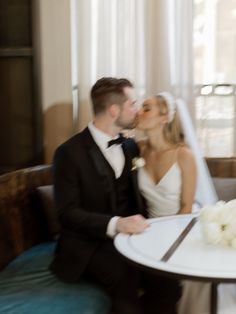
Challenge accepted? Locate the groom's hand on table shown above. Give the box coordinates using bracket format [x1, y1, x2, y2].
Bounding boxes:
[116, 215, 149, 234]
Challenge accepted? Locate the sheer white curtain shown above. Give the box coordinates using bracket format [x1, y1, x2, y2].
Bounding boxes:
[72, 0, 194, 127]
[73, 0, 146, 130]
[145, 0, 194, 117]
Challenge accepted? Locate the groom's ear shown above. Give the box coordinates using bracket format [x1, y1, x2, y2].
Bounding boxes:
[108, 103, 120, 118]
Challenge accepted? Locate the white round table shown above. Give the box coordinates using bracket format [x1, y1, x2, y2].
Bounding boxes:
[114, 214, 236, 314]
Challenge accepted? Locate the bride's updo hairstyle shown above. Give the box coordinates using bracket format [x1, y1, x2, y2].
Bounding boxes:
[156, 92, 185, 145]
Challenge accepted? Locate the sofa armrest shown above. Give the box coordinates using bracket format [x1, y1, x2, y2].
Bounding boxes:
[0, 165, 53, 270]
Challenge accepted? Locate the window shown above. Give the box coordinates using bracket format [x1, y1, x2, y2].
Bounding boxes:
[194, 0, 236, 157]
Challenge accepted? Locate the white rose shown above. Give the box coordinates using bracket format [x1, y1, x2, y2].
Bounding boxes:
[201, 222, 222, 244]
[220, 210, 234, 225]
[226, 199, 236, 208]
[230, 238, 236, 249]
[200, 199, 236, 249]
[200, 205, 224, 223]
[221, 225, 235, 242]
[225, 220, 236, 237]
[219, 236, 228, 246]
[220, 203, 236, 225]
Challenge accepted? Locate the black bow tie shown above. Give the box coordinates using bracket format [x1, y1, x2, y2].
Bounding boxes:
[107, 134, 125, 148]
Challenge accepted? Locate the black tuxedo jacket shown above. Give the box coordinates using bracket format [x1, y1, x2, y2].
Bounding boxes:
[50, 127, 146, 282]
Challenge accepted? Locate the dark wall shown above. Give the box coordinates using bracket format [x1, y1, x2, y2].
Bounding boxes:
[0, 0, 43, 174]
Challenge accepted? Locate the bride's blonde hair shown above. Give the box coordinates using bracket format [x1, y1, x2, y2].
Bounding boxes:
[156, 95, 185, 145]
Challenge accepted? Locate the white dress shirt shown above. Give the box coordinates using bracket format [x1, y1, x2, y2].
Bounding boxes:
[88, 122, 125, 178]
[88, 122, 124, 237]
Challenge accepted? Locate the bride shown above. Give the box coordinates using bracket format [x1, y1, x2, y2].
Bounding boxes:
[136, 92, 218, 215]
[135, 92, 224, 314]
[136, 92, 197, 216]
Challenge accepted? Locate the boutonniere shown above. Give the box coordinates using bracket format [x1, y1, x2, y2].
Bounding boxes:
[131, 157, 146, 171]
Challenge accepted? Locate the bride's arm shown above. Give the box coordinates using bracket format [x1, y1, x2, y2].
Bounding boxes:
[178, 147, 197, 214]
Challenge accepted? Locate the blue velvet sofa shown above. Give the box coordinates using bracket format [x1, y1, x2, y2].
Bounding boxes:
[0, 165, 111, 314]
[0, 159, 235, 314]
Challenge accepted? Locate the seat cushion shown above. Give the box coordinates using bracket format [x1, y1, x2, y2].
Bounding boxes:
[0, 242, 111, 314]
[212, 177, 236, 202]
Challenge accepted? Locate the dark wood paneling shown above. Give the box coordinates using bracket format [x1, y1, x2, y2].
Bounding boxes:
[0, 0, 43, 174]
[0, 0, 31, 47]
[0, 58, 35, 172]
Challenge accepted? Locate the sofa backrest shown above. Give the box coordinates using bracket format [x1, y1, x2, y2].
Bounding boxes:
[0, 165, 53, 270]
[0, 159, 235, 271]
[206, 157, 236, 177]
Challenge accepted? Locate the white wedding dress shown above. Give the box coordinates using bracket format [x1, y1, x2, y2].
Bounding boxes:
[138, 163, 182, 217]
[138, 164, 236, 314]
[137, 97, 235, 314]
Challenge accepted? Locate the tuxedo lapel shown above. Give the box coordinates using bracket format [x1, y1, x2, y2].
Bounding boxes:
[88, 145, 112, 178]
[81, 128, 117, 212]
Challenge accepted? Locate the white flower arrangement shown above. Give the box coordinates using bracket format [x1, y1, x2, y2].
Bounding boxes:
[131, 157, 146, 171]
[199, 199, 236, 249]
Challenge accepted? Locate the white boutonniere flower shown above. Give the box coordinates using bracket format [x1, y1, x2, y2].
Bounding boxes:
[131, 157, 146, 171]
[200, 199, 236, 248]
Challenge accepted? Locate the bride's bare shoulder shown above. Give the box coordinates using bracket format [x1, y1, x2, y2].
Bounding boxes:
[177, 145, 196, 167]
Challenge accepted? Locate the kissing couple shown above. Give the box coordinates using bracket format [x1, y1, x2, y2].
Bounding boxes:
[50, 77, 217, 314]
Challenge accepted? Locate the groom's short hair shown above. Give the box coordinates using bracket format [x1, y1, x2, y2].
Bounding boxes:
[90, 77, 133, 115]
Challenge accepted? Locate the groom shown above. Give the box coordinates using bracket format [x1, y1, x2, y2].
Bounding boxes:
[50, 77, 181, 314]
[50, 77, 149, 314]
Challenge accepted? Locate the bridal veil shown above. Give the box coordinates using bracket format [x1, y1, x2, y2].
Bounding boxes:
[176, 98, 218, 207]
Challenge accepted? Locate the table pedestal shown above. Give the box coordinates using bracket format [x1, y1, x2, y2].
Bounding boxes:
[210, 283, 218, 314]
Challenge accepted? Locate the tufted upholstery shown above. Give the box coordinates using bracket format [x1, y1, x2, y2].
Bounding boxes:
[0, 165, 53, 270]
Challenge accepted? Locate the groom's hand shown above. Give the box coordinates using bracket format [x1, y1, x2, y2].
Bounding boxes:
[116, 214, 149, 234]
